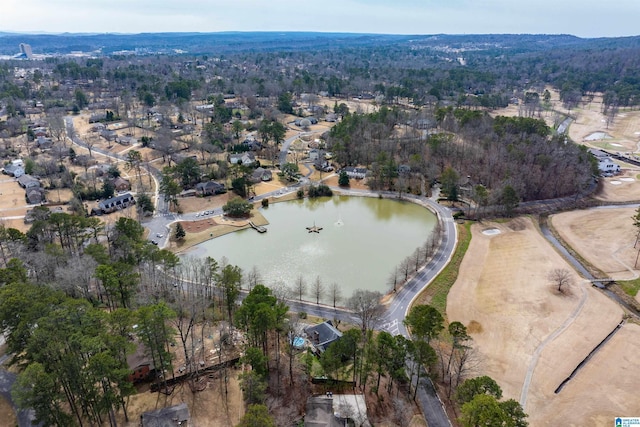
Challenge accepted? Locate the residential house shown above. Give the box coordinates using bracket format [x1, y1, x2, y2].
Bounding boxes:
[295, 117, 319, 127]
[26, 188, 45, 204]
[140, 403, 190, 427]
[94, 193, 135, 215]
[305, 321, 342, 354]
[342, 166, 368, 180]
[305, 395, 370, 427]
[314, 158, 333, 172]
[116, 135, 137, 145]
[398, 164, 411, 175]
[3, 163, 25, 177]
[32, 127, 48, 138]
[407, 118, 436, 130]
[73, 154, 98, 168]
[17, 174, 40, 189]
[308, 149, 320, 161]
[589, 148, 621, 175]
[89, 122, 106, 132]
[36, 136, 53, 149]
[89, 113, 107, 123]
[195, 181, 225, 196]
[324, 113, 338, 122]
[91, 164, 112, 177]
[228, 152, 255, 166]
[250, 167, 272, 183]
[111, 177, 131, 192]
[100, 129, 117, 141]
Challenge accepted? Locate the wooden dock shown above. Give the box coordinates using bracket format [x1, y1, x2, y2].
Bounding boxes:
[249, 221, 267, 233]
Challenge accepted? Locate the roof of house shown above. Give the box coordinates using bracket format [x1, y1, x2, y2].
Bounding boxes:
[305, 321, 342, 352]
[343, 166, 368, 175]
[17, 174, 39, 187]
[4, 163, 23, 174]
[229, 152, 255, 164]
[588, 148, 609, 158]
[112, 177, 130, 188]
[141, 403, 190, 427]
[99, 192, 134, 208]
[305, 396, 341, 427]
[251, 167, 272, 181]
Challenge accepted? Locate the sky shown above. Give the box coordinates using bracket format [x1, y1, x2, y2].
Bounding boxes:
[1, 0, 639, 38]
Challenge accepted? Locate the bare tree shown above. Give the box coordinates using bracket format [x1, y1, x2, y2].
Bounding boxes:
[312, 275, 324, 305]
[346, 289, 384, 333]
[294, 275, 307, 301]
[547, 268, 573, 293]
[245, 265, 262, 291]
[48, 111, 67, 143]
[329, 282, 342, 308]
[387, 267, 400, 292]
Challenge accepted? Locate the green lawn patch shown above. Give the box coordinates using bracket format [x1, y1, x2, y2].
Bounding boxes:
[619, 278, 640, 297]
[413, 221, 472, 316]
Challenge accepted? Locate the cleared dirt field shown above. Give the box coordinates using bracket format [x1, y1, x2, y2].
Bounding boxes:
[446, 218, 636, 426]
[551, 208, 639, 281]
[115, 369, 244, 427]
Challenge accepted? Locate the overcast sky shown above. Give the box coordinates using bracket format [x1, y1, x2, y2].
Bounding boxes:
[1, 0, 638, 38]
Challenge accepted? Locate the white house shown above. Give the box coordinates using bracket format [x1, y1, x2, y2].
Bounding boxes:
[597, 157, 620, 175]
[589, 149, 620, 175]
[342, 166, 368, 180]
[228, 152, 255, 166]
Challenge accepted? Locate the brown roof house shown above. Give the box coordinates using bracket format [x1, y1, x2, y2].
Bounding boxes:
[195, 181, 225, 196]
[111, 177, 131, 192]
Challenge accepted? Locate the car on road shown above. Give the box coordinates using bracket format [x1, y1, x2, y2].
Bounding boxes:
[151, 240, 158, 245]
[156, 233, 163, 238]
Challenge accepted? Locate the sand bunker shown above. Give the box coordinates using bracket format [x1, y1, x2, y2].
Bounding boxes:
[482, 228, 501, 235]
[584, 131, 612, 141]
[620, 177, 635, 182]
[610, 181, 622, 185]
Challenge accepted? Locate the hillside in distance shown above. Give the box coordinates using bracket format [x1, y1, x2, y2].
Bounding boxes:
[1, 31, 640, 56]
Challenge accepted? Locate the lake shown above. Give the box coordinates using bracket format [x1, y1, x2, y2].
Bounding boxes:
[186, 195, 437, 305]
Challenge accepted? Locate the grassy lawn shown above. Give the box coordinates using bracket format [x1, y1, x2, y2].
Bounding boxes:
[619, 278, 640, 297]
[412, 221, 472, 316]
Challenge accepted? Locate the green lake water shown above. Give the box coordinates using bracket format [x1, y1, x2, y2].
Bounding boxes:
[186, 195, 437, 305]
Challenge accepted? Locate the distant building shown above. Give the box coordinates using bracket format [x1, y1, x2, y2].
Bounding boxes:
[19, 43, 33, 59]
